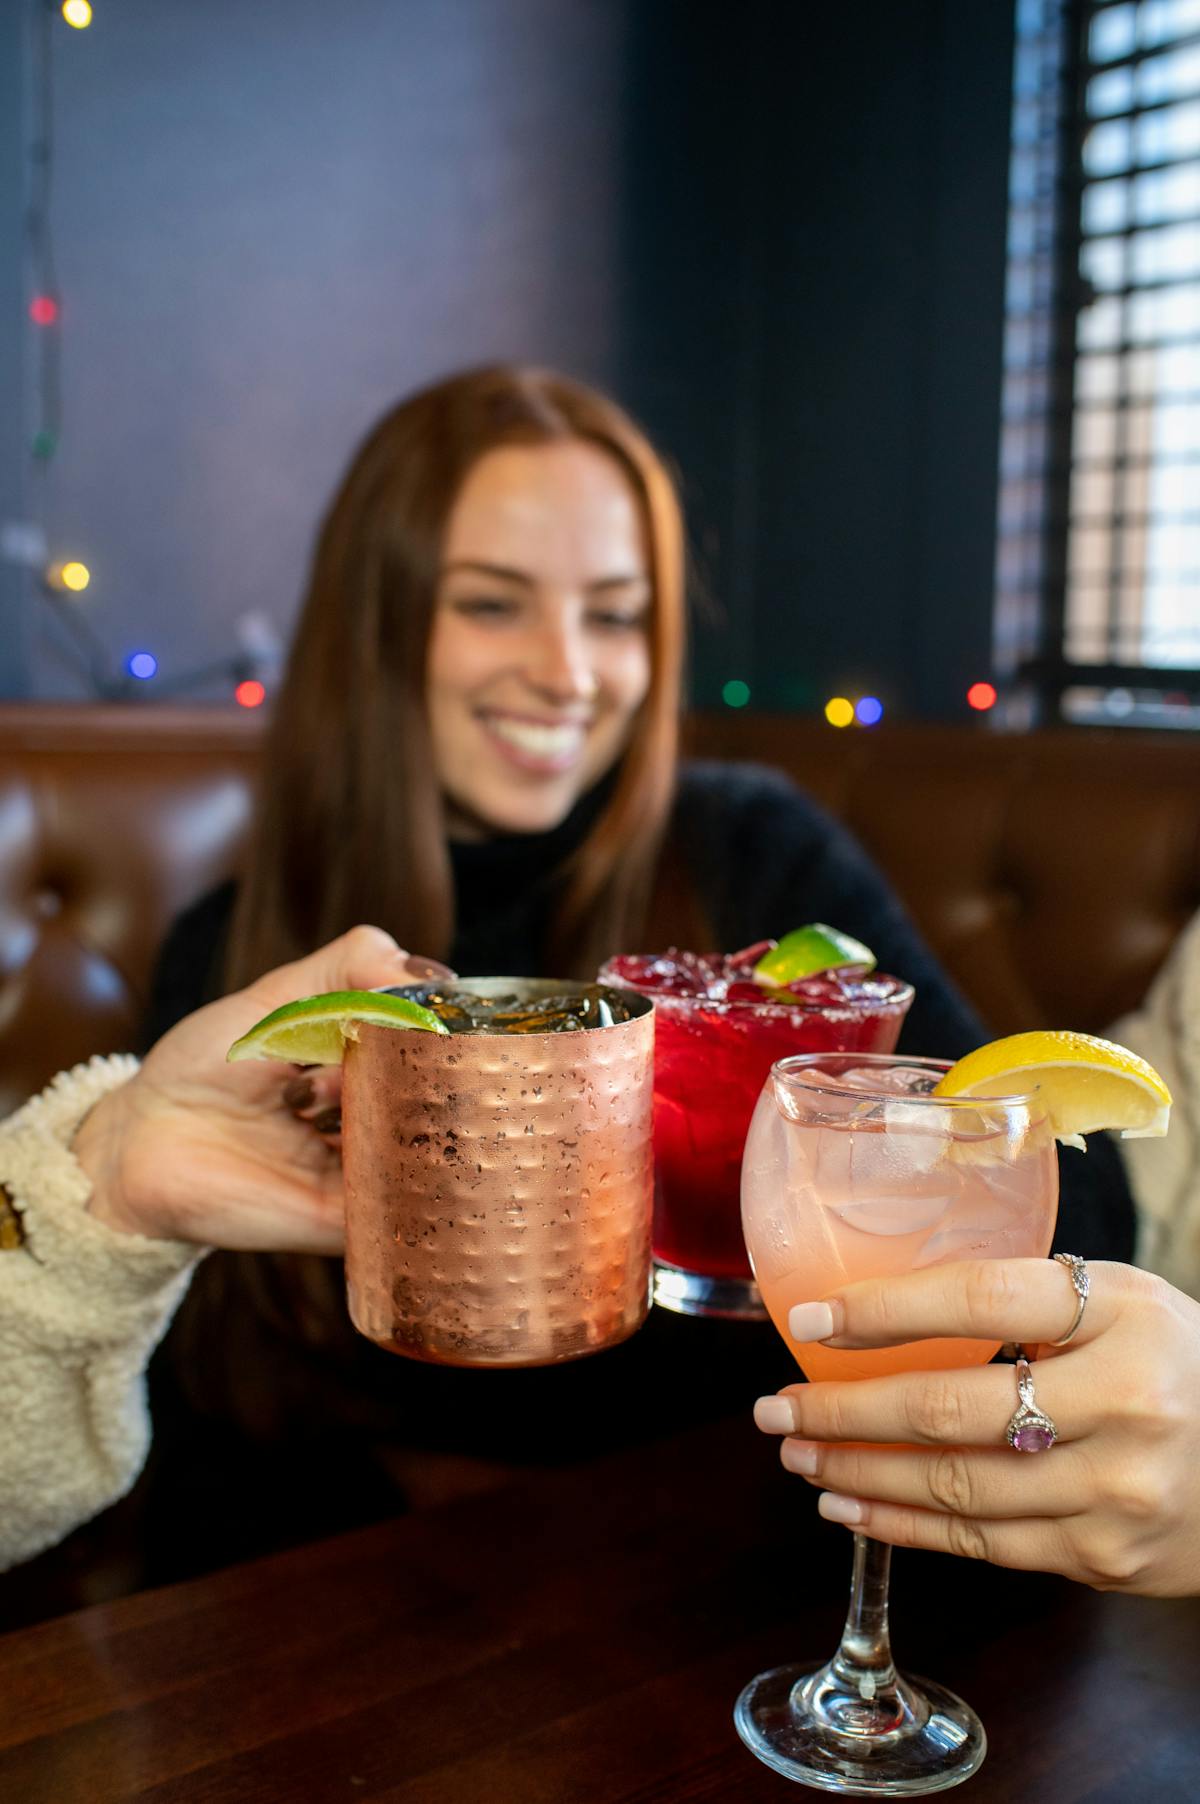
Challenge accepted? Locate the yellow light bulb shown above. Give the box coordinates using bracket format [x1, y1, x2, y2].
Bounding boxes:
[60, 561, 91, 592]
[824, 696, 854, 728]
[62, 0, 93, 27]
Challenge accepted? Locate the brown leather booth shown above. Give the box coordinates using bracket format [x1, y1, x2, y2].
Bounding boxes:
[2, 703, 1199, 1116]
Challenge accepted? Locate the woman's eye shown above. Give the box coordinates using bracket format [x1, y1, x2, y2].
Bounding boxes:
[588, 609, 648, 632]
[454, 596, 519, 620]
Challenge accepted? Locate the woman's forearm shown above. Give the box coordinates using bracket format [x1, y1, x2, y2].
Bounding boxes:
[0, 1058, 202, 1570]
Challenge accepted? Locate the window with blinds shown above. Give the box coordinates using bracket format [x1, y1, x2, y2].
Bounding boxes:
[996, 0, 1200, 728]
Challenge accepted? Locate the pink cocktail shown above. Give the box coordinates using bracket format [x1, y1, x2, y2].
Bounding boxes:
[734, 1052, 1058, 1792]
[598, 950, 913, 1317]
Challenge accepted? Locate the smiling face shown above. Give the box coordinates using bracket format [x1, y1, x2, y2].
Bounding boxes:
[426, 441, 654, 839]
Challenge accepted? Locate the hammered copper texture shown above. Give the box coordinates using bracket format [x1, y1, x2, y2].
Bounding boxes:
[342, 983, 654, 1367]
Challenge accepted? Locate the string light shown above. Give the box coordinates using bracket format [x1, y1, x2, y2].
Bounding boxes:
[967, 681, 997, 712]
[19, 10, 275, 709]
[722, 678, 751, 708]
[44, 559, 91, 592]
[824, 697, 854, 728]
[855, 696, 884, 727]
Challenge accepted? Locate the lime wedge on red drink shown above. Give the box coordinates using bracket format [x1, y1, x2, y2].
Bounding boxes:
[227, 989, 448, 1066]
[753, 924, 877, 988]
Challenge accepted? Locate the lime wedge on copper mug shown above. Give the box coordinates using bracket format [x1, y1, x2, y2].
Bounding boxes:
[753, 924, 877, 987]
[227, 989, 448, 1066]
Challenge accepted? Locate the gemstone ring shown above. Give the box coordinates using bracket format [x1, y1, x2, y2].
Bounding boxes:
[1006, 1353, 1058, 1453]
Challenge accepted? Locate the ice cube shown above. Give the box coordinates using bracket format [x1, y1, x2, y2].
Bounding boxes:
[812, 1118, 956, 1234]
[828, 1191, 953, 1236]
[838, 1064, 938, 1095]
[416, 988, 631, 1034]
[912, 1213, 1024, 1267]
[742, 1093, 809, 1280]
[750, 1200, 808, 1281]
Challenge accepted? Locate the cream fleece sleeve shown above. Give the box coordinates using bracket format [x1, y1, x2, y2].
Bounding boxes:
[1109, 909, 1200, 1302]
[0, 1057, 203, 1571]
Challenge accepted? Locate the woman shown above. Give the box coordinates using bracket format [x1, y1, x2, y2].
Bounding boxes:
[24, 365, 1148, 1594]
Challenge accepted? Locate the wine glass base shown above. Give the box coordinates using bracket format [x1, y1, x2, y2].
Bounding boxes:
[734, 1661, 987, 1796]
[651, 1259, 767, 1320]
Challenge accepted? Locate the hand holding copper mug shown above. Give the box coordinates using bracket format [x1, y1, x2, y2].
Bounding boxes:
[238, 976, 656, 1368]
[283, 955, 459, 1146]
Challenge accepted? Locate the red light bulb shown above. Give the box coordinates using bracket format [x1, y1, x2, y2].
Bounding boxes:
[235, 679, 266, 709]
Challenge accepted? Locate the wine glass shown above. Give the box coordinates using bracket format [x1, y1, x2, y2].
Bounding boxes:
[736, 1053, 1059, 1794]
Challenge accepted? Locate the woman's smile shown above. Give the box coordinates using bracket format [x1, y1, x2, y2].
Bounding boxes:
[475, 708, 593, 774]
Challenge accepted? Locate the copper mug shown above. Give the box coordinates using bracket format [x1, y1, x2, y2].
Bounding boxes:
[342, 979, 655, 1367]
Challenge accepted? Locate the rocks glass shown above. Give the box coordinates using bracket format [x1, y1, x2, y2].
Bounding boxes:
[599, 955, 913, 1320]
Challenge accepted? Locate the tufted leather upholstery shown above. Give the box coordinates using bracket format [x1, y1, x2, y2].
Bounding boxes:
[685, 713, 1200, 1042]
[0, 707, 259, 1116]
[1, 705, 1198, 1117]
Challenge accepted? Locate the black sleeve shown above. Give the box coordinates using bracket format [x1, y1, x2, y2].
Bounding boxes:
[678, 762, 986, 1057]
[676, 762, 1135, 1262]
[139, 881, 238, 1052]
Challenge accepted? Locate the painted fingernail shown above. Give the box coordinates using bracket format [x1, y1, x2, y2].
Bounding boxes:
[753, 1395, 798, 1434]
[780, 1440, 820, 1477]
[788, 1300, 844, 1343]
[818, 1493, 865, 1526]
[283, 1077, 315, 1111]
[404, 957, 457, 982]
[312, 1106, 343, 1135]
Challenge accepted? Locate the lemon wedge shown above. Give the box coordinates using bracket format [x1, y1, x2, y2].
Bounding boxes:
[933, 1030, 1171, 1149]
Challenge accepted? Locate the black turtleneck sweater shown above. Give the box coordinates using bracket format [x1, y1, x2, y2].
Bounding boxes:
[132, 760, 1132, 1580]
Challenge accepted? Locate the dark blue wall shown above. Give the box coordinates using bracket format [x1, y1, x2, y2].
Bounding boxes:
[1, 0, 1016, 718]
[623, 0, 1016, 717]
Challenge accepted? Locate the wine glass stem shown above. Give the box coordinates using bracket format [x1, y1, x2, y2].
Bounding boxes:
[833, 1532, 897, 1692]
[790, 1531, 930, 1740]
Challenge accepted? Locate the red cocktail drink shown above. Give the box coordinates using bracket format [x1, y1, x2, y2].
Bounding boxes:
[599, 951, 913, 1317]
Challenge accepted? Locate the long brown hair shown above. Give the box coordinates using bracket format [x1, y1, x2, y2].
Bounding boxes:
[226, 364, 687, 988]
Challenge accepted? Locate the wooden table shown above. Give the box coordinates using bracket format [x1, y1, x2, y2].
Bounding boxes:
[2, 1414, 1198, 1802]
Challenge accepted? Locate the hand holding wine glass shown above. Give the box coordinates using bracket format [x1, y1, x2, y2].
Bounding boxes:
[736, 1031, 1173, 1795]
[755, 1254, 1200, 1599]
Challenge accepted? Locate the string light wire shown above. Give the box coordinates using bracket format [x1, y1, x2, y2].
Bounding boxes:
[19, 0, 277, 703]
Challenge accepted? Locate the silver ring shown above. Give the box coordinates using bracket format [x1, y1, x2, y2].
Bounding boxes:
[1006, 1354, 1058, 1453]
[1050, 1253, 1090, 1347]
